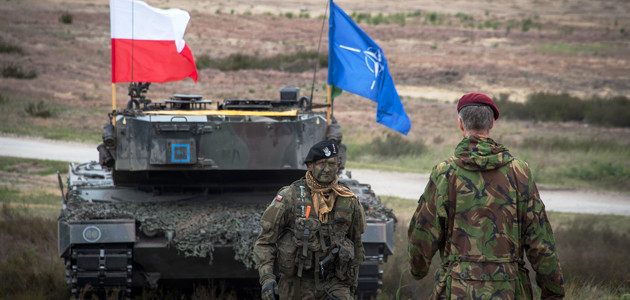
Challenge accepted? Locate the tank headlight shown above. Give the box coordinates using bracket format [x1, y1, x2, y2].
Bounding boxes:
[142, 226, 159, 237]
[82, 226, 102, 243]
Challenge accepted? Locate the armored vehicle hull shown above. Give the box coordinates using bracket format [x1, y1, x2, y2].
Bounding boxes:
[58, 86, 394, 298]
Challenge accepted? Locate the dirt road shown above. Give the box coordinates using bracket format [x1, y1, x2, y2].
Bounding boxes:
[2, 135, 629, 216]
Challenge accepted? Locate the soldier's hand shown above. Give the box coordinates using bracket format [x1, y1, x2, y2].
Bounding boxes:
[261, 279, 278, 300]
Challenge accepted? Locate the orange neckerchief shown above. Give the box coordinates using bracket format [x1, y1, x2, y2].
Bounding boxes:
[305, 171, 355, 223]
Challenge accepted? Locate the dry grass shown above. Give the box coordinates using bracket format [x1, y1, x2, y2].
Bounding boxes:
[2, 0, 630, 148]
[0, 205, 69, 300]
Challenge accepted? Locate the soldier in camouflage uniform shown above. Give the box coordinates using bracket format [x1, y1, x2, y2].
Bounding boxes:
[408, 93, 565, 299]
[254, 140, 366, 300]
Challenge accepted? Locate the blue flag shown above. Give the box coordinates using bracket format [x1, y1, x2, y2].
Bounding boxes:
[327, 0, 411, 135]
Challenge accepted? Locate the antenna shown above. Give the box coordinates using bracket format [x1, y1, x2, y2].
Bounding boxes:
[309, 0, 330, 102]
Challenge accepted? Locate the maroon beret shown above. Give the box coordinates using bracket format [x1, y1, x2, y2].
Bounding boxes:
[457, 93, 499, 120]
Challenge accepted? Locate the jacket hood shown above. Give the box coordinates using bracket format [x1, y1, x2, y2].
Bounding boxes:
[453, 135, 513, 171]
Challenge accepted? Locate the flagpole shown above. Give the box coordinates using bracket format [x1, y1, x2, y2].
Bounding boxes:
[326, 85, 332, 125]
[111, 83, 117, 126]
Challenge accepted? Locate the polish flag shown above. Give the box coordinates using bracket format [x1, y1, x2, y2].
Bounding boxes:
[110, 0, 198, 83]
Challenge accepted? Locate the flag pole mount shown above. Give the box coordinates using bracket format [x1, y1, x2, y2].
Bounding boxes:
[111, 83, 117, 126]
[326, 85, 332, 125]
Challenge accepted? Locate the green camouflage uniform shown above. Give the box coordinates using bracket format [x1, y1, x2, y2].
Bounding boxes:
[408, 136, 565, 299]
[254, 177, 366, 300]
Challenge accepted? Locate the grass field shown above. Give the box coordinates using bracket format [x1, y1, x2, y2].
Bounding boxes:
[345, 114, 630, 192]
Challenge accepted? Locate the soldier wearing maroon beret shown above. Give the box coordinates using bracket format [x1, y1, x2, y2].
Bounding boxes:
[408, 93, 565, 299]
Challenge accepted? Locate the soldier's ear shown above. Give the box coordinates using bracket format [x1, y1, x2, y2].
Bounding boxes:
[458, 118, 466, 136]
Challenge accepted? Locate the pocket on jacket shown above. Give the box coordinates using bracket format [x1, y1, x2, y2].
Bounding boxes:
[277, 232, 297, 275]
[334, 237, 355, 281]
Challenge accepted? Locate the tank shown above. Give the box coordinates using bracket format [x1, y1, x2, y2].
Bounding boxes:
[57, 83, 395, 298]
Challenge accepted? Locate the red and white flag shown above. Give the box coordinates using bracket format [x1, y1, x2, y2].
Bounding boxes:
[110, 0, 198, 83]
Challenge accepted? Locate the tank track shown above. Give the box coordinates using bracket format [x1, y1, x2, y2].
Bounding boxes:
[356, 245, 385, 299]
[64, 243, 133, 299]
[341, 177, 394, 299]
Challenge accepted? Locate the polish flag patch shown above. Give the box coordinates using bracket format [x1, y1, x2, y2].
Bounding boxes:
[275, 195, 283, 202]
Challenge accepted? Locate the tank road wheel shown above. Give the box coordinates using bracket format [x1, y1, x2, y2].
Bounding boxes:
[65, 244, 133, 299]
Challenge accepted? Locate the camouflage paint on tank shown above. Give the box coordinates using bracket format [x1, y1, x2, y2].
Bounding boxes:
[113, 112, 327, 172]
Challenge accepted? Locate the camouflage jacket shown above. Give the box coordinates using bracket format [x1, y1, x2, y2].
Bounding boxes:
[408, 136, 565, 299]
[254, 177, 366, 291]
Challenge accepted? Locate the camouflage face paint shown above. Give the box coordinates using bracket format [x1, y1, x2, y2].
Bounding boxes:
[311, 157, 339, 183]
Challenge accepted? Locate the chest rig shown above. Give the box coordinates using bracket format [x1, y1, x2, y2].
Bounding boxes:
[276, 181, 356, 289]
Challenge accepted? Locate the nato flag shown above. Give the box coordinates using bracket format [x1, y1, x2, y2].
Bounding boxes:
[327, 0, 411, 135]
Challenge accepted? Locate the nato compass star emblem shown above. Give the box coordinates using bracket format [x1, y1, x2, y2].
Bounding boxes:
[339, 45, 384, 90]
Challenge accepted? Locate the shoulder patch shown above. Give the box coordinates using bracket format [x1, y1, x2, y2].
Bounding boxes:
[275, 195, 283, 202]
